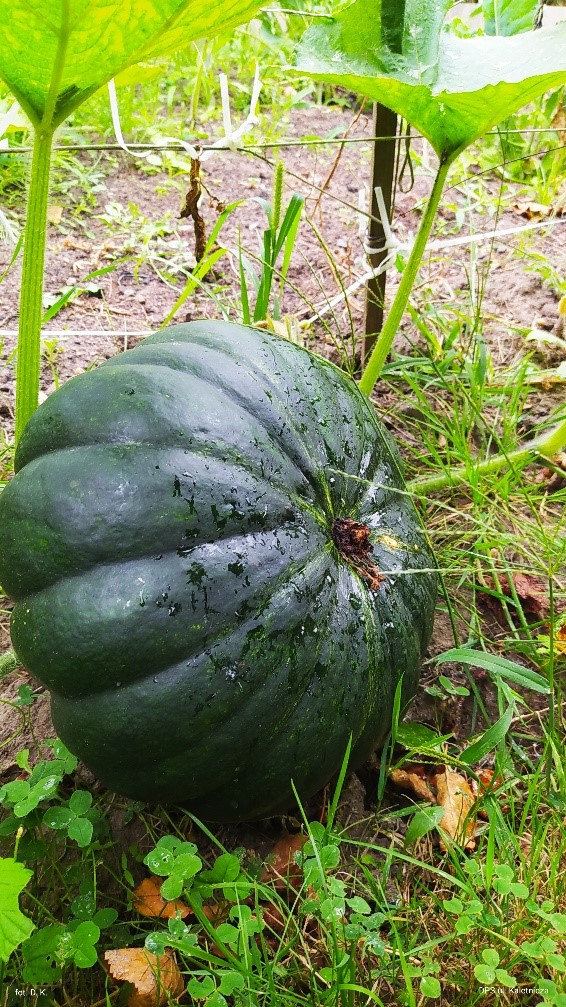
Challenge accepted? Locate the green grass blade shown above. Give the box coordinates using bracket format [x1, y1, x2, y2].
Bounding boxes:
[238, 242, 251, 326]
[436, 648, 550, 694]
[253, 229, 275, 322]
[161, 247, 226, 328]
[459, 705, 515, 765]
[272, 194, 304, 261]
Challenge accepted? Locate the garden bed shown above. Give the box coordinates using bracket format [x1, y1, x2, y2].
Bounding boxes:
[1, 43, 566, 1007]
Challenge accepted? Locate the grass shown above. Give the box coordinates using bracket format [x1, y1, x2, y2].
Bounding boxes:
[1, 11, 566, 1007]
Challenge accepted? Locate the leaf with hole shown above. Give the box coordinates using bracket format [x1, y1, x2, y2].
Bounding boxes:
[21, 925, 65, 984]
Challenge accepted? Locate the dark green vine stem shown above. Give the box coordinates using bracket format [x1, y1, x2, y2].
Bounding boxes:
[358, 153, 454, 397]
[15, 128, 54, 443]
[407, 415, 566, 496]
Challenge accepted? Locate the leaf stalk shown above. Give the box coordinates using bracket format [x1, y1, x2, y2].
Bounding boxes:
[15, 129, 53, 442]
[358, 154, 453, 397]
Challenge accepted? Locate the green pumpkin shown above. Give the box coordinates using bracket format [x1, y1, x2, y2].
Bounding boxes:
[0, 321, 437, 820]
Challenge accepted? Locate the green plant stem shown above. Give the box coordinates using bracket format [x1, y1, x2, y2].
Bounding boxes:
[358, 154, 453, 397]
[408, 415, 566, 496]
[15, 128, 53, 443]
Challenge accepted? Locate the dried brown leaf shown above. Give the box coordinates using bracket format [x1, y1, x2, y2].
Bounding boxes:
[483, 572, 550, 620]
[432, 768, 476, 850]
[261, 833, 306, 891]
[104, 947, 183, 1007]
[389, 768, 435, 803]
[513, 200, 553, 220]
[47, 204, 63, 224]
[511, 572, 550, 619]
[476, 769, 501, 794]
[132, 877, 190, 920]
[470, 769, 507, 820]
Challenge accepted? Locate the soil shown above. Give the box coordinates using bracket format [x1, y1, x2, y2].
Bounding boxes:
[1, 104, 565, 835]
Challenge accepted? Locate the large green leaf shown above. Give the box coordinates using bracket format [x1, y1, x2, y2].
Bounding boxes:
[483, 0, 542, 36]
[0, 0, 264, 129]
[294, 0, 566, 158]
[0, 858, 34, 962]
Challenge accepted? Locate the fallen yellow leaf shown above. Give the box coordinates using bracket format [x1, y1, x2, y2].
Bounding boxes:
[432, 768, 476, 851]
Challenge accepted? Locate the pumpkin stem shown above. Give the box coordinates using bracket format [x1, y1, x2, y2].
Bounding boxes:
[331, 517, 385, 591]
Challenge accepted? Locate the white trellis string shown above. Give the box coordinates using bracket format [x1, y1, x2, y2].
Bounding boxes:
[360, 183, 403, 279]
[1, 210, 564, 340]
[2, 88, 563, 333]
[0, 100, 26, 150]
[363, 185, 399, 256]
[303, 214, 566, 325]
[107, 64, 261, 164]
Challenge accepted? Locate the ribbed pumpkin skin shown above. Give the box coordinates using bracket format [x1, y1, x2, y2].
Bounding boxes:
[0, 321, 436, 821]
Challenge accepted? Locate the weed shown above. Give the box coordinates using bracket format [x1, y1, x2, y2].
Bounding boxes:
[238, 160, 304, 324]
